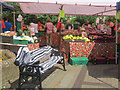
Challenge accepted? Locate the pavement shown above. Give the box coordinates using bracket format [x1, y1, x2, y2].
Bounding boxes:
[0, 62, 2, 88]
[3, 62, 119, 89]
[42, 63, 118, 89]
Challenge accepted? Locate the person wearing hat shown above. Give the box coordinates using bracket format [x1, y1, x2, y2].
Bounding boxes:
[107, 19, 115, 36]
[45, 18, 54, 45]
[16, 14, 23, 31]
[65, 20, 73, 30]
[80, 27, 87, 37]
[3, 18, 12, 33]
[82, 21, 89, 27]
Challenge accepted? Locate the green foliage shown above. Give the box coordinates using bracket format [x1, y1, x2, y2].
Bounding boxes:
[75, 16, 97, 26]
[62, 15, 97, 26]
[36, 14, 58, 25]
[3, 2, 21, 24]
[105, 16, 116, 24]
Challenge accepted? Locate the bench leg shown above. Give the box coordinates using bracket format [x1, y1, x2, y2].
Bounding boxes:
[63, 59, 66, 71]
[18, 74, 21, 89]
[38, 70, 42, 89]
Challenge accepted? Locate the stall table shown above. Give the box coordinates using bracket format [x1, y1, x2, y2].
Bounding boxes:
[38, 33, 116, 62]
[0, 42, 39, 54]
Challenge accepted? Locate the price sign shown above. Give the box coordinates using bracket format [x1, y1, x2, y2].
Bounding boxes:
[59, 10, 65, 18]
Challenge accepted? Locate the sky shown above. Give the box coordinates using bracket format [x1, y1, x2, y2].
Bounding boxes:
[2, 0, 119, 6]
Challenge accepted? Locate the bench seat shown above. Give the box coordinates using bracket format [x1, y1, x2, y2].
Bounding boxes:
[14, 45, 66, 89]
[38, 56, 63, 74]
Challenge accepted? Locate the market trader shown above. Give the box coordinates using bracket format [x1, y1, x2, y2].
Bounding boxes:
[3, 18, 12, 33]
[65, 20, 73, 30]
[107, 19, 115, 36]
[82, 21, 89, 27]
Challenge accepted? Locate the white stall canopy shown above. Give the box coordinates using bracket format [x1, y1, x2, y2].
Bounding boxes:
[2, 0, 117, 16]
[19, 3, 116, 16]
[1, 0, 119, 6]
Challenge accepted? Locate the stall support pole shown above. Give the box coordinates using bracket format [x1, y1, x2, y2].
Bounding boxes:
[116, 11, 118, 64]
[59, 5, 63, 51]
[13, 12, 16, 31]
[0, 2, 2, 89]
[0, 3, 2, 33]
[59, 19, 61, 51]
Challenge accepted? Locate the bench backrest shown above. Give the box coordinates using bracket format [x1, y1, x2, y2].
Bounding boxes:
[15, 45, 53, 66]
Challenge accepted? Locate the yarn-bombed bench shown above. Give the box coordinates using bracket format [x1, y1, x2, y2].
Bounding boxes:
[14, 45, 66, 89]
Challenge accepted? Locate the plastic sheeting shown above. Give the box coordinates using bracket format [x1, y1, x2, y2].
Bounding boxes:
[2, 0, 119, 6]
[19, 2, 116, 16]
[0, 1, 14, 11]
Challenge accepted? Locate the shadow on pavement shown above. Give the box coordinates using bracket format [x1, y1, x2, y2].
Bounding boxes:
[9, 66, 63, 89]
[87, 63, 118, 79]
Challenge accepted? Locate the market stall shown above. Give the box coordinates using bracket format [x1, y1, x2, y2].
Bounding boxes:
[15, 2, 118, 64]
[1, 1, 118, 64]
[0, 2, 40, 53]
[0, 1, 16, 33]
[0, 30, 40, 52]
[1, 1, 119, 88]
[0, 2, 18, 87]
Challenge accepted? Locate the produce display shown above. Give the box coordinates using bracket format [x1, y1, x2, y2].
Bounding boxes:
[17, 30, 23, 36]
[61, 30, 81, 35]
[0, 31, 16, 36]
[23, 30, 31, 36]
[0, 29, 38, 44]
[0, 32, 14, 43]
[17, 30, 31, 37]
[14, 29, 37, 44]
[63, 35, 90, 42]
[13, 36, 37, 43]
[21, 26, 28, 30]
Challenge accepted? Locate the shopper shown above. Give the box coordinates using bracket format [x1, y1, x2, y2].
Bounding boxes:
[84, 21, 89, 26]
[3, 18, 12, 33]
[105, 21, 111, 35]
[107, 19, 115, 36]
[82, 21, 89, 27]
[38, 21, 44, 31]
[30, 19, 38, 37]
[82, 21, 91, 29]
[65, 20, 73, 30]
[45, 18, 54, 45]
[92, 23, 96, 30]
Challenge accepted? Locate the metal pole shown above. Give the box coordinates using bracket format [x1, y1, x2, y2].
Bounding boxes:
[0, 3, 2, 33]
[59, 5, 63, 51]
[0, 2, 2, 89]
[116, 11, 118, 64]
[13, 12, 16, 31]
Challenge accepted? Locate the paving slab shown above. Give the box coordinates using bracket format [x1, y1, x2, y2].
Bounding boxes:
[2, 63, 118, 89]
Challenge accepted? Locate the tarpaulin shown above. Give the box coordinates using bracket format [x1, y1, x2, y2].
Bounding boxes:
[18, 2, 116, 16]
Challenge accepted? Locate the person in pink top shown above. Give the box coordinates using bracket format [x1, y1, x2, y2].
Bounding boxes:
[45, 18, 54, 45]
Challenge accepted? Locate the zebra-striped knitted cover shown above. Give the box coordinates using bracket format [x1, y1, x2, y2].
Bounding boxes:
[15, 45, 63, 74]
